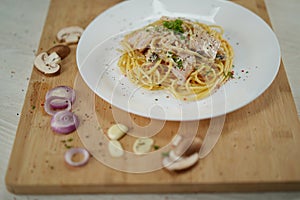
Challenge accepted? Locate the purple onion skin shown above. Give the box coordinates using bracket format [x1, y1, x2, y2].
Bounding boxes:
[46, 86, 76, 104]
[50, 111, 79, 134]
[64, 147, 89, 167]
[49, 99, 70, 109]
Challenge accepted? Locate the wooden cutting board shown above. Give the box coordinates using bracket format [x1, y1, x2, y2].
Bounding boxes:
[5, 0, 300, 194]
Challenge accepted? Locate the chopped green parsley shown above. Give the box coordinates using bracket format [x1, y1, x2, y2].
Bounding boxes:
[163, 19, 184, 33]
[223, 71, 234, 79]
[172, 56, 183, 69]
[64, 144, 72, 149]
[175, 59, 183, 69]
[161, 152, 170, 157]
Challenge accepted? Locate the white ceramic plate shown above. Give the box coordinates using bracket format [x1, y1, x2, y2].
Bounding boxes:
[76, 0, 280, 121]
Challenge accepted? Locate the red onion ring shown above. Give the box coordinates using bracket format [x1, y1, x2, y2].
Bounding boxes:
[64, 147, 89, 167]
[48, 98, 69, 109]
[46, 86, 75, 109]
[44, 96, 72, 115]
[51, 110, 79, 134]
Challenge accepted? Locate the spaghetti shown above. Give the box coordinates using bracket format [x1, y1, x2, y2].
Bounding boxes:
[118, 16, 234, 101]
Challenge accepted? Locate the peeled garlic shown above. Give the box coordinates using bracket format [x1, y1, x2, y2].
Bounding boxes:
[107, 124, 128, 140]
[108, 140, 124, 157]
[133, 137, 154, 155]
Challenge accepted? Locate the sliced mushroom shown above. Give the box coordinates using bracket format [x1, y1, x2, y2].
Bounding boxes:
[34, 45, 71, 75]
[34, 52, 61, 75]
[171, 135, 182, 147]
[57, 26, 84, 44]
[162, 137, 202, 171]
[168, 150, 182, 162]
[162, 153, 199, 171]
[174, 137, 202, 157]
[47, 45, 70, 59]
[44, 51, 61, 65]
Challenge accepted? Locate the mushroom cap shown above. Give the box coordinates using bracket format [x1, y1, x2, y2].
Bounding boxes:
[47, 45, 70, 59]
[174, 137, 203, 157]
[34, 52, 60, 75]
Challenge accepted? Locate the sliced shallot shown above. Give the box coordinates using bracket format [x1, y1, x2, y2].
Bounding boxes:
[44, 96, 72, 115]
[51, 110, 79, 134]
[46, 86, 76, 109]
[64, 147, 89, 167]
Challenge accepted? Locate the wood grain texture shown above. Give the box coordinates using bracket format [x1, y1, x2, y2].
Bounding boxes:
[5, 0, 300, 194]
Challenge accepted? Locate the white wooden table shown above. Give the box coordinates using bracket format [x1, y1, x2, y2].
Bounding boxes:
[1, 0, 299, 199]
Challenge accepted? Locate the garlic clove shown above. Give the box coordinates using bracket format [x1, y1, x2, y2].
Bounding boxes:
[108, 140, 124, 157]
[133, 137, 154, 155]
[107, 124, 128, 140]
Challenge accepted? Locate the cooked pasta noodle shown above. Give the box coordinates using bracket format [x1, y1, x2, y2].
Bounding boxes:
[117, 16, 234, 101]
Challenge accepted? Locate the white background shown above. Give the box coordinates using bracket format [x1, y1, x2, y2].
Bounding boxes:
[0, 0, 299, 199]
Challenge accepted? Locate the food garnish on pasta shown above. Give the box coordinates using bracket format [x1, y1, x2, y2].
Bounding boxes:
[117, 16, 234, 101]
